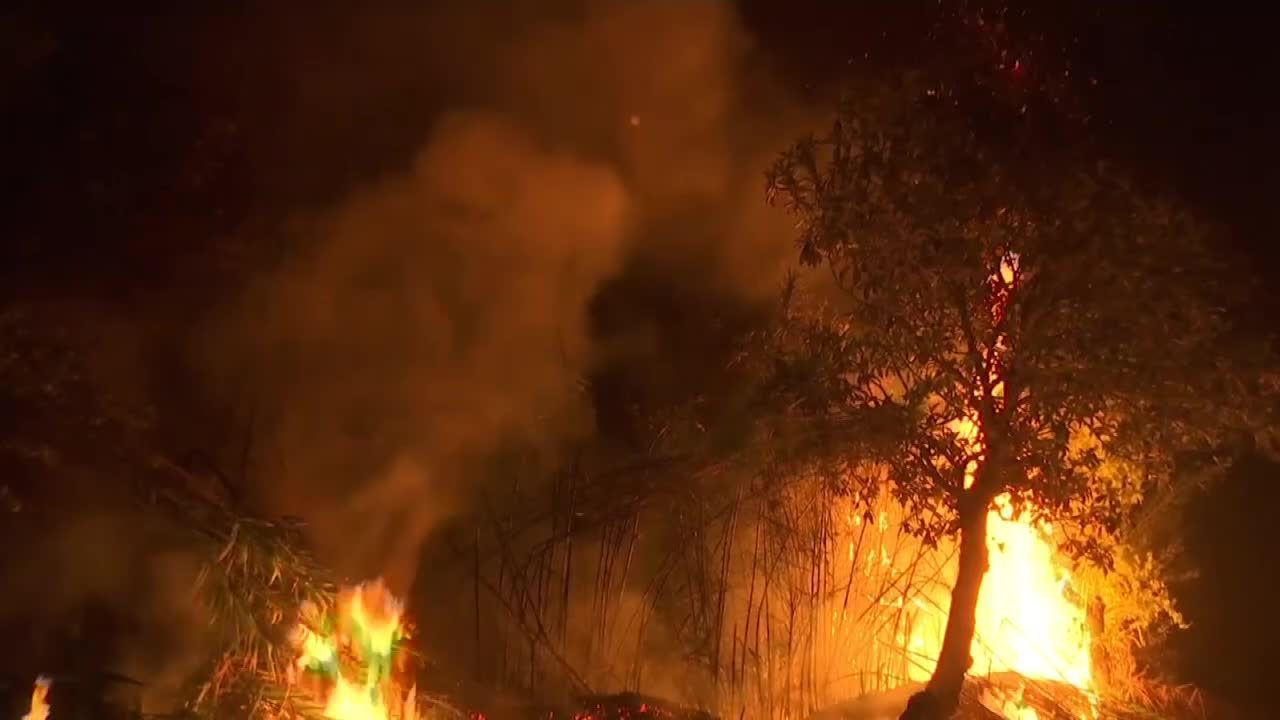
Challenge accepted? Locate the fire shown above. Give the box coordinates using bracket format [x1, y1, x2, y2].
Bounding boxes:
[906, 253, 1094, 717]
[851, 488, 1094, 720]
[22, 677, 50, 720]
[974, 498, 1092, 688]
[897, 498, 1094, 688]
[818, 482, 1095, 720]
[292, 579, 421, 720]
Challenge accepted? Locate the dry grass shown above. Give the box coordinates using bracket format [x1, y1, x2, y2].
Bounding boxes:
[147, 470, 340, 719]
[154, 474, 469, 720]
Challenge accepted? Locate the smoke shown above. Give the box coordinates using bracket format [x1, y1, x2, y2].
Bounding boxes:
[114, 551, 213, 714]
[489, 0, 804, 295]
[0, 491, 212, 708]
[1, 0, 837, 706]
[0, 509, 147, 631]
[199, 0, 813, 592]
[214, 110, 630, 589]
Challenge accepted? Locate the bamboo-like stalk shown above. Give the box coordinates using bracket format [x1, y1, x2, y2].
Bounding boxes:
[612, 511, 640, 653]
[474, 522, 482, 682]
[560, 465, 578, 653]
[712, 487, 742, 683]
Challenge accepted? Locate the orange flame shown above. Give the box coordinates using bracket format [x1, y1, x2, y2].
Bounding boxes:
[22, 676, 50, 720]
[909, 254, 1094, 718]
[896, 494, 1095, 719]
[891, 496, 1095, 678]
[292, 579, 420, 720]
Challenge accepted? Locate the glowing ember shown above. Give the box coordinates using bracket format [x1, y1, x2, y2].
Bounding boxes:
[979, 684, 1038, 720]
[22, 676, 50, 720]
[292, 579, 420, 720]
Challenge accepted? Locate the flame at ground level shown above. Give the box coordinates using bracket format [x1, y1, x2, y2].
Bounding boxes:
[892, 495, 1094, 719]
[292, 579, 421, 720]
[895, 400, 1094, 717]
[21, 677, 50, 720]
[975, 498, 1092, 689]
[288, 516, 1091, 720]
[897, 495, 1092, 690]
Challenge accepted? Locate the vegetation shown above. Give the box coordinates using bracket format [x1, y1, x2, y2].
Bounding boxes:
[761, 65, 1275, 718]
[3, 11, 1275, 720]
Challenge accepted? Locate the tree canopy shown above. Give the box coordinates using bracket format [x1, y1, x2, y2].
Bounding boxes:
[759, 69, 1275, 716]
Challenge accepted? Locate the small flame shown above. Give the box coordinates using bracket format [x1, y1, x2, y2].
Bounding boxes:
[292, 579, 419, 720]
[22, 677, 50, 720]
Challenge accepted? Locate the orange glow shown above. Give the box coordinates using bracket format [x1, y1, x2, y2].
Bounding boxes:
[896, 492, 1095, 710]
[908, 253, 1093, 718]
[292, 579, 420, 720]
[819, 488, 1094, 719]
[923, 418, 1093, 695]
[900, 254, 1093, 718]
[22, 676, 50, 720]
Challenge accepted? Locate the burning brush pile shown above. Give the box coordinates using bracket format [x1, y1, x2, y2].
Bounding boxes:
[9, 579, 457, 720]
[0, 311, 1219, 720]
[0, 307, 462, 720]
[287, 581, 424, 720]
[5, 466, 465, 720]
[156, 480, 467, 720]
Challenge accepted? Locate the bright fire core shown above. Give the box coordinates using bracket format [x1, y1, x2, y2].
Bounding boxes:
[886, 494, 1095, 719]
[888, 409, 1094, 716]
[291, 580, 421, 720]
[970, 498, 1092, 690]
[914, 500, 1091, 677]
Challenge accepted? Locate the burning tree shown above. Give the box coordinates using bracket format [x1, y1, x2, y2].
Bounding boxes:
[760, 70, 1274, 719]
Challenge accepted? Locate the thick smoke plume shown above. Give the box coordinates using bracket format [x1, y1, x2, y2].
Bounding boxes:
[202, 0, 811, 592]
[3, 0, 818, 703]
[226, 111, 631, 589]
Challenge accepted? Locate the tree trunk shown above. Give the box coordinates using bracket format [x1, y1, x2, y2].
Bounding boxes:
[899, 500, 990, 720]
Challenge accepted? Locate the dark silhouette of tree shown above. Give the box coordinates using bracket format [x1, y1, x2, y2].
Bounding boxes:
[761, 64, 1275, 719]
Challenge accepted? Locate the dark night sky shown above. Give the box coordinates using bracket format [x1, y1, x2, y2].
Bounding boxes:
[3, 0, 1279, 712]
[6, 3, 1279, 302]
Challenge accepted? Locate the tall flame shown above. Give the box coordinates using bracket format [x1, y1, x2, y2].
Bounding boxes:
[22, 676, 50, 720]
[906, 253, 1093, 718]
[938, 253, 1092, 717]
[292, 579, 420, 720]
[893, 494, 1095, 718]
[890, 493, 1095, 682]
[974, 498, 1092, 689]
